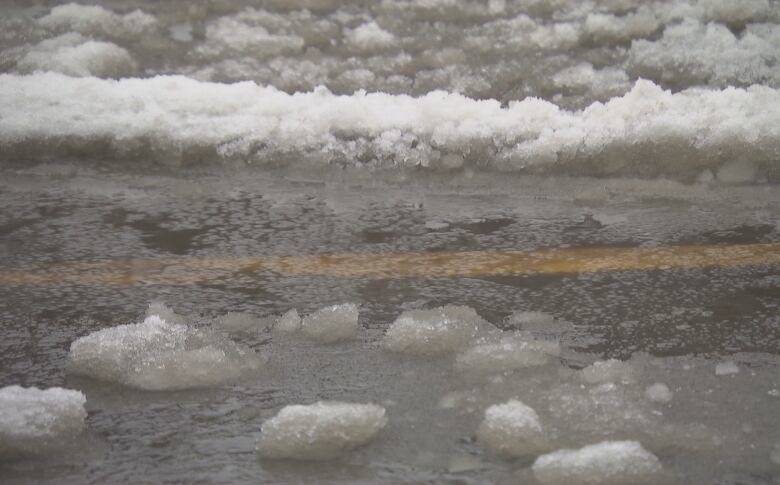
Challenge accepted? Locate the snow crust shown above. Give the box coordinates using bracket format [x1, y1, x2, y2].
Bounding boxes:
[66, 315, 264, 390]
[0, 386, 86, 455]
[1, 73, 776, 181]
[477, 399, 547, 458]
[384, 305, 496, 357]
[532, 440, 662, 485]
[256, 401, 387, 460]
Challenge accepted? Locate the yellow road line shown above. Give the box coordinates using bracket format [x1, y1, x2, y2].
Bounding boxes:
[0, 243, 778, 286]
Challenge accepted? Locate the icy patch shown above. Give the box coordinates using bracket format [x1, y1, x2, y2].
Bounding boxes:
[38, 3, 157, 41]
[715, 361, 740, 375]
[532, 440, 662, 485]
[645, 383, 673, 403]
[477, 400, 547, 458]
[301, 303, 359, 343]
[455, 335, 553, 374]
[384, 305, 496, 357]
[273, 308, 302, 334]
[0, 386, 86, 455]
[256, 401, 386, 460]
[16, 33, 135, 78]
[67, 315, 264, 390]
[581, 359, 635, 384]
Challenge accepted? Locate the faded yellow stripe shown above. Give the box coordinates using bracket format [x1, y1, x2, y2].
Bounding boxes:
[0, 243, 778, 286]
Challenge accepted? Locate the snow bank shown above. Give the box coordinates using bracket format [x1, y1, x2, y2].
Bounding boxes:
[477, 400, 547, 458]
[66, 315, 264, 390]
[256, 401, 387, 460]
[301, 303, 359, 343]
[532, 440, 662, 485]
[384, 305, 496, 357]
[1, 73, 777, 181]
[0, 386, 86, 455]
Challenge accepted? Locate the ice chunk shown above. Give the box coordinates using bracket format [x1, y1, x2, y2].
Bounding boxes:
[67, 315, 264, 390]
[0, 386, 86, 455]
[645, 383, 673, 403]
[581, 359, 635, 384]
[256, 401, 386, 460]
[301, 303, 359, 343]
[273, 308, 302, 334]
[715, 361, 739, 375]
[197, 9, 305, 58]
[477, 400, 547, 458]
[16, 33, 135, 78]
[532, 440, 661, 485]
[216, 312, 271, 335]
[384, 305, 496, 357]
[455, 335, 552, 374]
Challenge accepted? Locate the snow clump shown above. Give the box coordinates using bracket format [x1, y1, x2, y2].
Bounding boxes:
[67, 315, 264, 390]
[384, 305, 496, 357]
[300, 303, 359, 343]
[532, 440, 662, 484]
[257, 401, 387, 460]
[0, 386, 87, 456]
[477, 399, 548, 458]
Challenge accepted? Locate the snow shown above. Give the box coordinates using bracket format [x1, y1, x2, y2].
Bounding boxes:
[273, 308, 302, 334]
[67, 315, 264, 390]
[38, 3, 157, 41]
[477, 400, 547, 458]
[256, 401, 387, 460]
[532, 440, 662, 485]
[715, 361, 740, 375]
[1, 73, 777, 180]
[645, 383, 673, 403]
[301, 303, 360, 343]
[16, 33, 135, 78]
[581, 359, 635, 384]
[0, 386, 86, 455]
[384, 305, 496, 357]
[455, 335, 552, 374]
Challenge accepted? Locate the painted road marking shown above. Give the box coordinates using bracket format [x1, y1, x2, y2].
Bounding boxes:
[0, 242, 778, 286]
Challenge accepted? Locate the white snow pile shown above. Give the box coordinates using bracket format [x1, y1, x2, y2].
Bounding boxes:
[256, 401, 387, 460]
[532, 440, 662, 485]
[16, 33, 136, 78]
[477, 399, 548, 458]
[38, 3, 158, 41]
[454, 334, 555, 374]
[0, 386, 87, 455]
[383, 305, 497, 357]
[300, 303, 359, 343]
[1, 73, 778, 180]
[66, 315, 264, 390]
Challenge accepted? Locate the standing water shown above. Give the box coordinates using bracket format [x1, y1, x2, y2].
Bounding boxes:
[1, 1, 779, 484]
